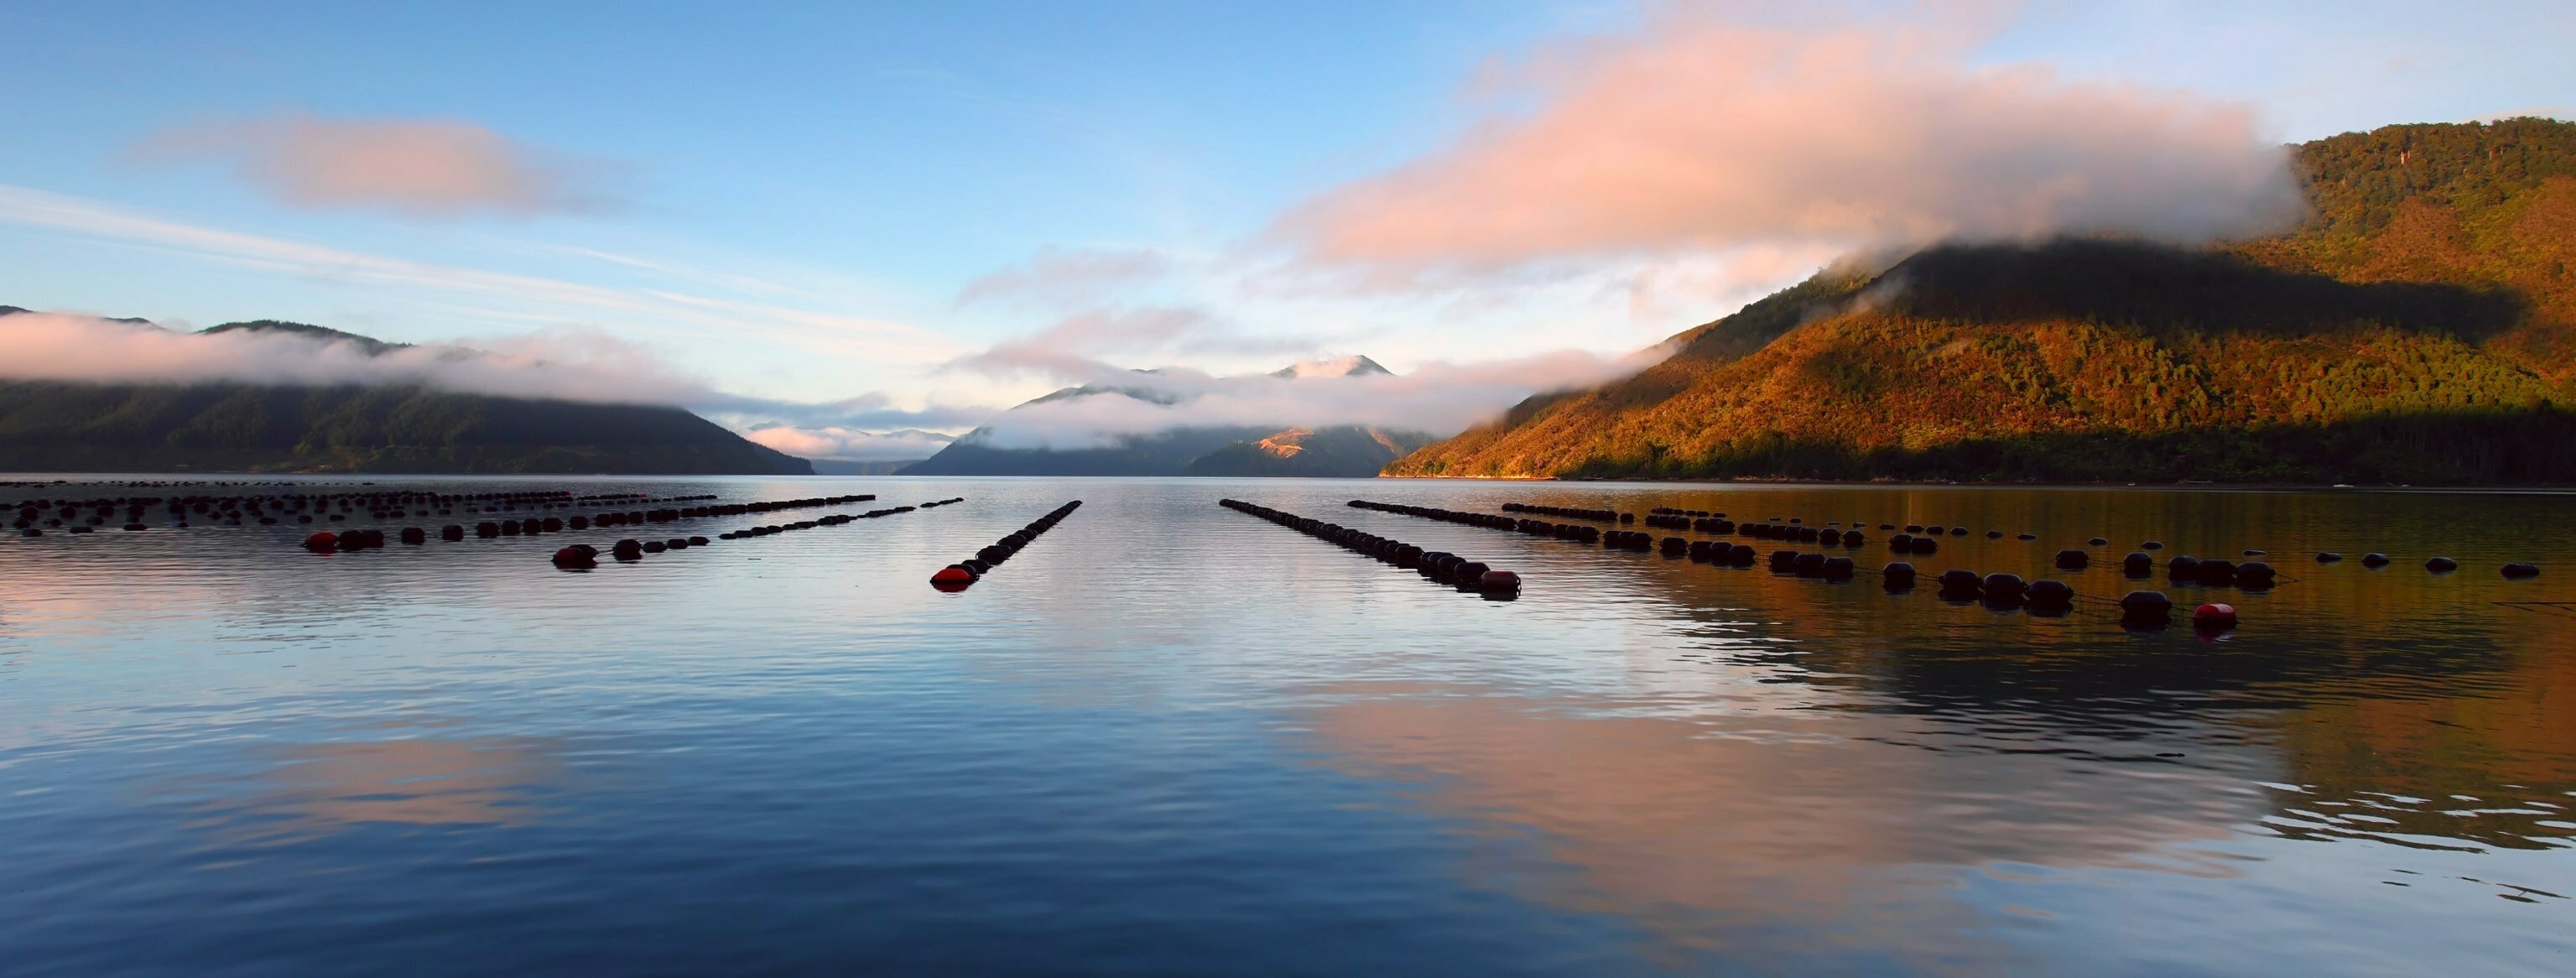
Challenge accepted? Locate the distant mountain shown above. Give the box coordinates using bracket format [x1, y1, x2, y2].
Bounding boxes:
[899, 356, 1429, 477]
[1271, 355, 1392, 378]
[1390, 118, 2576, 485]
[1184, 426, 1436, 476]
[0, 311, 812, 475]
[809, 458, 929, 476]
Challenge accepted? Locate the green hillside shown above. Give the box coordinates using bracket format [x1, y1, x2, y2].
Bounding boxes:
[1387, 118, 2576, 485]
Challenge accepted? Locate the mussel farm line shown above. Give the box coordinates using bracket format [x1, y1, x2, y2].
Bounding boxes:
[1488, 499, 2549, 584]
[284, 494, 886, 559]
[1221, 499, 1520, 596]
[8, 488, 725, 533]
[930, 501, 1080, 590]
[554, 497, 958, 569]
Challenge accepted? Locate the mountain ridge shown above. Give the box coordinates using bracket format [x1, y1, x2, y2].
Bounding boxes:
[900, 354, 1429, 476]
[0, 310, 812, 475]
[1386, 117, 2576, 485]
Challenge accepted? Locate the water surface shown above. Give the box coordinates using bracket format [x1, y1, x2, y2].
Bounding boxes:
[3, 476, 2570, 975]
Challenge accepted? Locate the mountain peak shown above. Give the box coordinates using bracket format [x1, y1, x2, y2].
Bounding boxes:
[1271, 355, 1392, 378]
[198, 320, 408, 356]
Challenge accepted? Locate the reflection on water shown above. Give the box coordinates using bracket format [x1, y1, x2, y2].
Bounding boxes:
[176, 738, 564, 845]
[1303, 686, 2251, 970]
[0, 476, 2570, 974]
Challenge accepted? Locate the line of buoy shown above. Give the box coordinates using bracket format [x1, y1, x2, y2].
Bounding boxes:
[1642, 507, 1730, 531]
[716, 503, 934, 542]
[1501, 502, 1623, 523]
[932, 501, 1078, 590]
[1351, 499, 1602, 548]
[549, 499, 942, 569]
[1223, 499, 1519, 596]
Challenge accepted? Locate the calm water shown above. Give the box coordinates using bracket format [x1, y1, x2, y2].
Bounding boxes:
[2, 476, 2571, 975]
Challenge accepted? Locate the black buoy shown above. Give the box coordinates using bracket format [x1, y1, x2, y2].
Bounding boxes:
[2360, 553, 2390, 568]
[2142, 541, 2164, 550]
[399, 527, 426, 545]
[1938, 569, 1981, 597]
[1982, 573, 2027, 603]
[2316, 552, 2342, 563]
[1820, 556, 1855, 580]
[2122, 552, 2153, 576]
[1908, 536, 1939, 555]
[1793, 552, 1827, 577]
[2425, 556, 2458, 573]
[2167, 555, 2201, 581]
[2016, 533, 2037, 540]
[2054, 549, 2089, 570]
[2235, 561, 2276, 589]
[440, 524, 466, 541]
[1768, 549, 1798, 571]
[1882, 561, 1917, 589]
[2502, 563, 2540, 579]
[2120, 590, 2173, 625]
[2026, 579, 2074, 611]
[2088, 537, 2109, 547]
[2196, 559, 2237, 586]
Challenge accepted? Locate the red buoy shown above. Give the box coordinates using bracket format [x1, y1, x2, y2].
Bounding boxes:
[302, 532, 338, 553]
[930, 565, 976, 590]
[2193, 603, 2237, 629]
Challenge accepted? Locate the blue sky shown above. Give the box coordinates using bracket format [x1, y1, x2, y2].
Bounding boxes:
[2, 1, 2570, 442]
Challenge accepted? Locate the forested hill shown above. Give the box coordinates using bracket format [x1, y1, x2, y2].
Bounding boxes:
[0, 315, 812, 475]
[1387, 117, 2576, 485]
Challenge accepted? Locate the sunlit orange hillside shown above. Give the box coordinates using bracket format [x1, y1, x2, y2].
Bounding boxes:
[1388, 118, 2576, 484]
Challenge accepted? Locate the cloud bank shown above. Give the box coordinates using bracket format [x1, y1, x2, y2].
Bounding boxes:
[1274, 9, 2306, 285]
[742, 426, 955, 461]
[133, 113, 621, 218]
[0, 310, 989, 436]
[952, 347, 1657, 450]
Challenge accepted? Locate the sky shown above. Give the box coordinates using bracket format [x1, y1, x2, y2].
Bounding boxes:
[1, 1, 2570, 458]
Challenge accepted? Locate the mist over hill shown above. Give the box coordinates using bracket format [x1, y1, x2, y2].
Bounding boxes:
[1389, 118, 2576, 485]
[0, 314, 812, 475]
[900, 356, 1433, 477]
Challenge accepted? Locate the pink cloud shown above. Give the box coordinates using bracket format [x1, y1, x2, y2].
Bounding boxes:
[134, 113, 619, 217]
[742, 426, 955, 461]
[1274, 10, 2305, 284]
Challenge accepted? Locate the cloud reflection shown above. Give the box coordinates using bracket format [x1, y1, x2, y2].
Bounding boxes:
[1300, 686, 2255, 967]
[207, 738, 564, 842]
